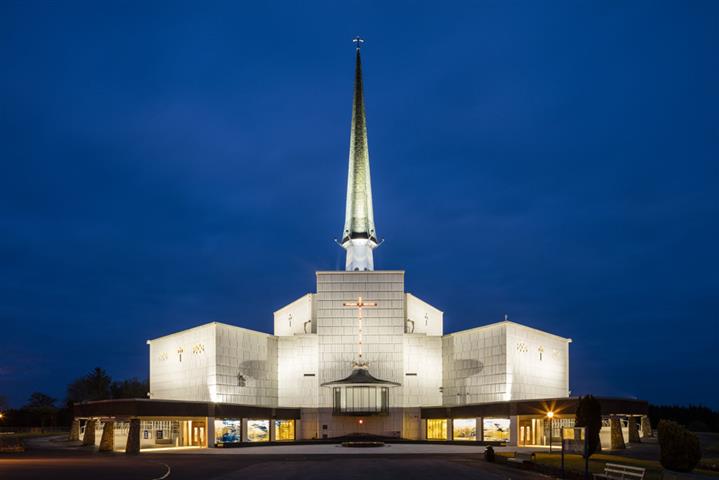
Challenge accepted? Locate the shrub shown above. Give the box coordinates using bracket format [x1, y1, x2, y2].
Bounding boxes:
[484, 445, 496, 462]
[575, 395, 602, 455]
[658, 420, 702, 472]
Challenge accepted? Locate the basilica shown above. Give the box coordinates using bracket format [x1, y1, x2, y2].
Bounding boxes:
[72, 42, 647, 453]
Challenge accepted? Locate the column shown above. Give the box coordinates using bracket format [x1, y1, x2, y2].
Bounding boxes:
[99, 421, 114, 452]
[82, 419, 96, 446]
[447, 419, 453, 441]
[640, 415, 652, 438]
[419, 419, 426, 440]
[69, 419, 80, 441]
[628, 415, 641, 443]
[207, 417, 215, 448]
[295, 419, 301, 442]
[125, 418, 141, 455]
[270, 419, 277, 442]
[241, 418, 249, 442]
[508, 416, 518, 446]
[476, 417, 483, 442]
[610, 415, 626, 450]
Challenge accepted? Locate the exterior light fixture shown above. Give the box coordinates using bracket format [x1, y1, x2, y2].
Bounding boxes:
[546, 411, 555, 453]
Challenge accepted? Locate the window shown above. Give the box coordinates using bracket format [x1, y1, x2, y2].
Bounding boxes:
[274, 420, 295, 441]
[427, 419, 448, 440]
[538, 346, 544, 361]
[483, 418, 510, 442]
[453, 418, 476, 441]
[332, 386, 389, 415]
[215, 420, 241, 444]
[247, 420, 270, 442]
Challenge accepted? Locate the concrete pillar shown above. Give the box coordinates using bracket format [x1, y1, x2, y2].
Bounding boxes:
[270, 419, 276, 442]
[295, 419, 301, 441]
[82, 419, 96, 446]
[99, 421, 114, 452]
[628, 415, 641, 443]
[447, 419, 453, 441]
[477, 417, 483, 442]
[241, 418, 249, 442]
[207, 417, 215, 447]
[69, 419, 80, 441]
[640, 415, 652, 438]
[125, 418, 141, 455]
[508, 416, 518, 446]
[610, 416, 626, 450]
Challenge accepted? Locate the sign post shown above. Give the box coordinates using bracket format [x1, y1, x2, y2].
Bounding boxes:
[561, 427, 587, 479]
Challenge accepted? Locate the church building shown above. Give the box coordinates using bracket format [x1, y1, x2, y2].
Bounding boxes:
[73, 41, 648, 452]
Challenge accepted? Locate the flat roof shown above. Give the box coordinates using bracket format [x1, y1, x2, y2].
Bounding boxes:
[73, 398, 300, 420]
[421, 396, 647, 419]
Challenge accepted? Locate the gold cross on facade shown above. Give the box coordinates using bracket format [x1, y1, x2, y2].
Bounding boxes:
[342, 296, 377, 365]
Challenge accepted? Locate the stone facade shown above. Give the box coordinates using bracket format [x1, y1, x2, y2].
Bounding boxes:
[147, 270, 571, 438]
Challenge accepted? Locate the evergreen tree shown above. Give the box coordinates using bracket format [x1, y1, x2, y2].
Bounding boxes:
[575, 395, 602, 455]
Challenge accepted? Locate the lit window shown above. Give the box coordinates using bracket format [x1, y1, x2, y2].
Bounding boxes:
[274, 420, 295, 441]
[214, 420, 241, 445]
[427, 419, 448, 440]
[453, 418, 476, 441]
[483, 418, 510, 441]
[247, 420, 270, 442]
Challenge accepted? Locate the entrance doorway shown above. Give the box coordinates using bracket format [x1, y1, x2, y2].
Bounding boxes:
[192, 422, 205, 446]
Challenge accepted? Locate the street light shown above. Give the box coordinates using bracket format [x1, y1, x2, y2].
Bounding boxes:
[546, 411, 555, 453]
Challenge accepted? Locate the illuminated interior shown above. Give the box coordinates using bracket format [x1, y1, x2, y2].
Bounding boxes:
[247, 419, 270, 442]
[215, 419, 242, 444]
[482, 418, 510, 442]
[274, 419, 295, 441]
[426, 419, 448, 440]
[452, 418, 476, 441]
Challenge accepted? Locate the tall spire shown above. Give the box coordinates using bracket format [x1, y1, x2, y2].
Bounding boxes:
[341, 36, 378, 271]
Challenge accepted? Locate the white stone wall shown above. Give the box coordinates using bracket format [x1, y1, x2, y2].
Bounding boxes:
[315, 271, 406, 408]
[403, 335, 443, 407]
[442, 323, 509, 405]
[278, 335, 319, 408]
[213, 323, 278, 406]
[505, 322, 569, 399]
[406, 293, 443, 336]
[148, 323, 217, 402]
[274, 294, 314, 336]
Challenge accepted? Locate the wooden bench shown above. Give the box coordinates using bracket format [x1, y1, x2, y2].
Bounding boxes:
[507, 451, 535, 463]
[594, 463, 646, 480]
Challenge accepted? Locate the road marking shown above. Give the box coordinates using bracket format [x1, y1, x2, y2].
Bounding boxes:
[152, 462, 171, 480]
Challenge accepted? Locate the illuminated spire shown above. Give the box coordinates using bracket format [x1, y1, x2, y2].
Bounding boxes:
[341, 36, 378, 271]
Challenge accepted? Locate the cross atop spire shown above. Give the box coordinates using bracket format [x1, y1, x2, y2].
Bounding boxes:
[353, 35, 364, 50]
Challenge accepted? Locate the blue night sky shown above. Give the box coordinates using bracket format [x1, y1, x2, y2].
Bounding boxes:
[1, 1, 717, 409]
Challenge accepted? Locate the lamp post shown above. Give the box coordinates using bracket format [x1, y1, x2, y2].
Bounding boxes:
[547, 411, 555, 453]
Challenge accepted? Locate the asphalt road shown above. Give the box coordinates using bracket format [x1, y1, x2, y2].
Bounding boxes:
[0, 438, 548, 480]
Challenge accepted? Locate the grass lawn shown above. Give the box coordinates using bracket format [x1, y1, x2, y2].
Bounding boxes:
[530, 452, 719, 479]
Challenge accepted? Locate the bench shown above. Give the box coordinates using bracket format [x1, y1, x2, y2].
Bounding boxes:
[594, 463, 646, 480]
[507, 451, 535, 463]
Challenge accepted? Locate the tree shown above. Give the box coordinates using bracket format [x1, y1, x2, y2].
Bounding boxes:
[110, 378, 148, 399]
[23, 392, 58, 428]
[658, 420, 701, 472]
[66, 367, 112, 403]
[24, 392, 56, 410]
[575, 395, 602, 455]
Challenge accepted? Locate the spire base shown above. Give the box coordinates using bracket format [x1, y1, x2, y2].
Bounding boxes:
[343, 238, 376, 271]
